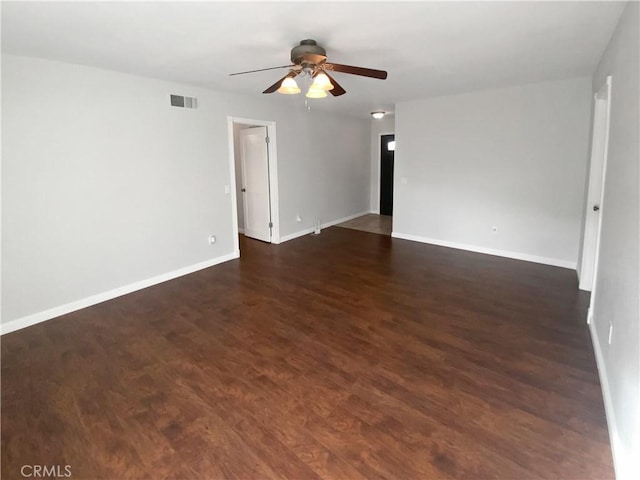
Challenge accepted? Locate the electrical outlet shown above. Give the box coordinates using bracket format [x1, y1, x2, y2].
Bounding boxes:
[208, 235, 216, 244]
[296, 215, 302, 223]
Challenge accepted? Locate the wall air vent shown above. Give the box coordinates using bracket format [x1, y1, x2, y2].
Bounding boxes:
[170, 94, 198, 109]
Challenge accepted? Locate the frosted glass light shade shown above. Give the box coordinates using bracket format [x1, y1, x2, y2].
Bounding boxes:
[306, 86, 328, 98]
[277, 77, 301, 94]
[371, 111, 385, 119]
[312, 72, 334, 91]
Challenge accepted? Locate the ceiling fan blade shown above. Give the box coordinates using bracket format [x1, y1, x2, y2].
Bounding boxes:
[324, 63, 387, 80]
[262, 70, 298, 94]
[322, 71, 346, 96]
[229, 65, 293, 76]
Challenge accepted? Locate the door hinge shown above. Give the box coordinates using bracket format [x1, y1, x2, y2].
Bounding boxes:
[265, 136, 270, 144]
[268, 222, 273, 228]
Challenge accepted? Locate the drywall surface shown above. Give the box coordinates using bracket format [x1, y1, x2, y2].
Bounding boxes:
[275, 107, 370, 233]
[589, 2, 640, 478]
[394, 77, 592, 267]
[370, 116, 396, 213]
[1, 54, 370, 326]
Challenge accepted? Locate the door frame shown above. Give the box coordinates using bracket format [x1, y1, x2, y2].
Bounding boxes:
[579, 76, 612, 322]
[227, 116, 280, 253]
[375, 131, 395, 215]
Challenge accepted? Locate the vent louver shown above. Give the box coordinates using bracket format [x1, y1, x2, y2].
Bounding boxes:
[170, 94, 198, 109]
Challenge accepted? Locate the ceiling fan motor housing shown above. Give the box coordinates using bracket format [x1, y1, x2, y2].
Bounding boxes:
[291, 39, 327, 64]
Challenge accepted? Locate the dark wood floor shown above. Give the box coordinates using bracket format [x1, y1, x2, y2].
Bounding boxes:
[2, 227, 613, 479]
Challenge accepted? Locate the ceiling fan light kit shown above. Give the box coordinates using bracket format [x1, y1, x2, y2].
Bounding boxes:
[230, 39, 387, 101]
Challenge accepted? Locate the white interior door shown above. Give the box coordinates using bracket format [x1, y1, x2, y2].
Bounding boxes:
[240, 126, 271, 242]
[579, 76, 612, 294]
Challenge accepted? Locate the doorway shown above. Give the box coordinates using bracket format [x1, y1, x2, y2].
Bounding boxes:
[380, 134, 395, 216]
[579, 76, 612, 319]
[228, 117, 280, 250]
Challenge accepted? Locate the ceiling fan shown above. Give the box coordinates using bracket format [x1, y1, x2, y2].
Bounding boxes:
[229, 39, 388, 98]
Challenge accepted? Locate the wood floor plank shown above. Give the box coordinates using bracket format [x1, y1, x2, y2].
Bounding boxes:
[1, 227, 613, 479]
[335, 214, 392, 236]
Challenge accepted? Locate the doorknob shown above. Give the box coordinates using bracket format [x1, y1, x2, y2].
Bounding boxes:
[241, 188, 246, 192]
[593, 205, 600, 212]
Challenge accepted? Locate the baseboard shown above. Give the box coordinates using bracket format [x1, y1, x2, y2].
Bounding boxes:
[280, 227, 316, 243]
[0, 251, 240, 336]
[280, 210, 372, 243]
[326, 211, 374, 229]
[391, 232, 576, 269]
[589, 321, 633, 480]
[238, 227, 245, 234]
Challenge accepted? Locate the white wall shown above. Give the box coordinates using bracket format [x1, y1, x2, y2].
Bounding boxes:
[1, 54, 370, 329]
[276, 107, 370, 236]
[393, 77, 592, 267]
[370, 116, 396, 213]
[588, 3, 640, 479]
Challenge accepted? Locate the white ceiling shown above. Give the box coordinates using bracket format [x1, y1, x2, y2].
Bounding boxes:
[1, 1, 626, 118]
